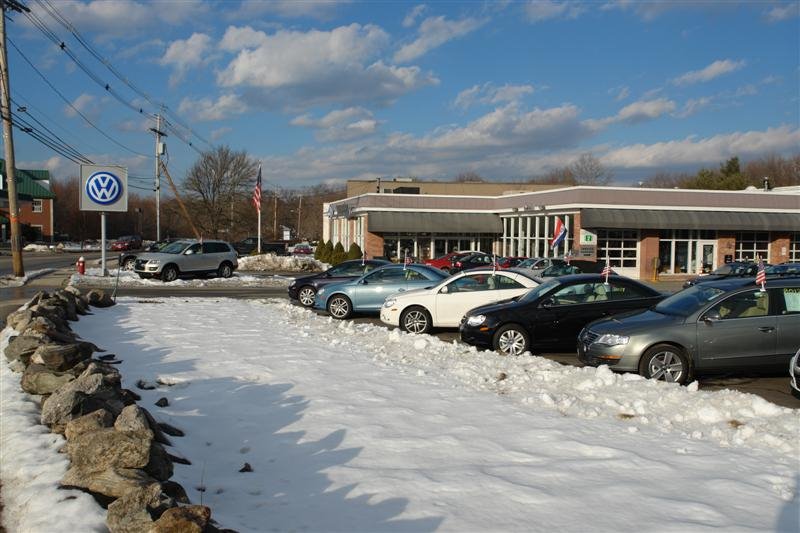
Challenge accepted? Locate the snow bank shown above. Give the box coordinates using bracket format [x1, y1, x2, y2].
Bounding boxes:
[0, 326, 106, 532]
[21, 244, 51, 252]
[238, 253, 326, 272]
[69, 268, 292, 288]
[0, 269, 55, 288]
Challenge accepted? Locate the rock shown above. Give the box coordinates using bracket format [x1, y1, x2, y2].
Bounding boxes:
[106, 483, 165, 533]
[21, 363, 75, 395]
[136, 380, 157, 390]
[6, 309, 34, 331]
[30, 344, 88, 372]
[120, 389, 142, 404]
[114, 405, 152, 434]
[29, 291, 49, 306]
[61, 466, 158, 500]
[53, 291, 79, 321]
[41, 367, 125, 432]
[157, 423, 184, 437]
[150, 505, 211, 533]
[146, 442, 174, 481]
[4, 335, 47, 364]
[238, 462, 253, 473]
[141, 409, 172, 446]
[161, 481, 190, 504]
[87, 290, 115, 308]
[8, 360, 26, 373]
[66, 428, 153, 471]
[65, 409, 115, 441]
[155, 397, 169, 408]
[99, 353, 118, 361]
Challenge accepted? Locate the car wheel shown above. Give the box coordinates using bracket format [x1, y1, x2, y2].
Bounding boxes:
[161, 265, 179, 283]
[401, 306, 432, 334]
[639, 344, 691, 385]
[327, 295, 352, 319]
[493, 324, 530, 356]
[122, 257, 136, 271]
[218, 262, 233, 278]
[298, 286, 316, 307]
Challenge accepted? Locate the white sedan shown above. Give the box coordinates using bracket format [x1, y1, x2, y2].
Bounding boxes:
[380, 268, 542, 334]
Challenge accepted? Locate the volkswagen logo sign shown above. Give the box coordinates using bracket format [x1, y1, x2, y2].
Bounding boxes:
[86, 171, 123, 205]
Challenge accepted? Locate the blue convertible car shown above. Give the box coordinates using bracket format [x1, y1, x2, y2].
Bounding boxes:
[315, 263, 449, 319]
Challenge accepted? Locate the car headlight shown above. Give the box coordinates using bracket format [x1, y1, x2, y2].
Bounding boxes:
[383, 298, 396, 308]
[466, 314, 486, 327]
[147, 260, 160, 266]
[595, 333, 629, 346]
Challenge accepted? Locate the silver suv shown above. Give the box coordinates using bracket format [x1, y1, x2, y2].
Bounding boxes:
[134, 239, 238, 282]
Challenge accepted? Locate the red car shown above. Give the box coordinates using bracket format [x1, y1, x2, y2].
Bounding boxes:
[292, 244, 313, 256]
[424, 251, 477, 272]
[111, 235, 142, 251]
[497, 256, 527, 268]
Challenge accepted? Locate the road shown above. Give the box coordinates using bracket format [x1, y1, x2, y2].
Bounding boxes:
[1, 255, 797, 409]
[0, 251, 104, 276]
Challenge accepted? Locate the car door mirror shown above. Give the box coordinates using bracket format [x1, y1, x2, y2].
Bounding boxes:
[440, 285, 449, 294]
[703, 312, 721, 323]
[541, 297, 555, 308]
[361, 279, 369, 285]
[185, 249, 194, 255]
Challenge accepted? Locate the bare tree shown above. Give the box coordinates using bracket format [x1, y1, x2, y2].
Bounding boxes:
[569, 153, 612, 185]
[182, 146, 259, 238]
[453, 171, 486, 182]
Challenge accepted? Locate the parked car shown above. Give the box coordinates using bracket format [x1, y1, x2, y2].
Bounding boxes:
[424, 251, 475, 272]
[539, 260, 610, 278]
[460, 274, 664, 356]
[578, 277, 800, 384]
[450, 252, 500, 274]
[381, 268, 542, 334]
[134, 239, 238, 282]
[288, 259, 390, 307]
[120, 238, 183, 270]
[292, 244, 314, 256]
[314, 264, 449, 319]
[790, 348, 800, 399]
[233, 237, 287, 256]
[682, 261, 758, 288]
[111, 235, 142, 252]
[497, 256, 527, 268]
[517, 257, 566, 275]
[765, 262, 800, 277]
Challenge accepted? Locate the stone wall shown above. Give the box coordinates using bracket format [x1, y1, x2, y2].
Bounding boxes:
[3, 289, 226, 532]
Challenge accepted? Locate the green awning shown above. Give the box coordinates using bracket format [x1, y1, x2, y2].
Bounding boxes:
[581, 209, 800, 232]
[368, 212, 502, 233]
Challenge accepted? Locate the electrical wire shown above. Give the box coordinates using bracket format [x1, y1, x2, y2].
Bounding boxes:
[7, 37, 150, 159]
[10, 97, 92, 162]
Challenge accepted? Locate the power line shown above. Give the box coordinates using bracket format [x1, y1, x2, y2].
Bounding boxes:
[32, 0, 212, 150]
[6, 37, 150, 158]
[10, 97, 92, 162]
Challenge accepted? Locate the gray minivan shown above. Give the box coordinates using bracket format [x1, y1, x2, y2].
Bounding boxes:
[134, 239, 238, 282]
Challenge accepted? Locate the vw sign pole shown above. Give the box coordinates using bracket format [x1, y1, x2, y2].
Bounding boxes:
[80, 165, 128, 276]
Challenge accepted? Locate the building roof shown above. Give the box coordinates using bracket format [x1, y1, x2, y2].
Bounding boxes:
[0, 159, 55, 199]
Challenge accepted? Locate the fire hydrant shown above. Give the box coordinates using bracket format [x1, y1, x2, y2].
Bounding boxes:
[76, 256, 85, 275]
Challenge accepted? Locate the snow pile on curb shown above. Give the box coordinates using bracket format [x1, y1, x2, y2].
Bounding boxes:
[274, 300, 799, 460]
[22, 244, 52, 252]
[0, 268, 55, 288]
[238, 253, 326, 272]
[69, 268, 292, 288]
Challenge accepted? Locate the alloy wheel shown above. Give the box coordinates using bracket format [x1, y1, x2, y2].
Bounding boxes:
[403, 310, 429, 334]
[298, 287, 316, 307]
[328, 297, 350, 319]
[646, 350, 685, 383]
[497, 329, 527, 356]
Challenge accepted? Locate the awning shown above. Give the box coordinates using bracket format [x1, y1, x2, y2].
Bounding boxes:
[368, 212, 503, 234]
[581, 209, 800, 232]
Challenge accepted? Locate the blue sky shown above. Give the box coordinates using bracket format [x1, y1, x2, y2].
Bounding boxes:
[7, 0, 800, 190]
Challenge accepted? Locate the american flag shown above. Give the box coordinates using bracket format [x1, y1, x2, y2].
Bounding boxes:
[755, 255, 766, 290]
[252, 165, 262, 212]
[601, 256, 612, 283]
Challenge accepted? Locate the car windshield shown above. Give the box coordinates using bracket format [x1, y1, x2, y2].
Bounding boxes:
[518, 278, 560, 303]
[654, 284, 726, 316]
[159, 241, 191, 254]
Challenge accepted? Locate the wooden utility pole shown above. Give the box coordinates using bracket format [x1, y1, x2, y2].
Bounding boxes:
[296, 195, 302, 240]
[273, 194, 277, 239]
[0, 0, 29, 277]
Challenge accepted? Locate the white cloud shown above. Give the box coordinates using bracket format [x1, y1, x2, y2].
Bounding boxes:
[394, 16, 487, 63]
[600, 126, 800, 168]
[159, 33, 213, 86]
[291, 107, 381, 142]
[211, 127, 233, 142]
[219, 26, 270, 52]
[609, 85, 630, 102]
[64, 93, 100, 121]
[601, 1, 730, 22]
[217, 24, 437, 110]
[178, 94, 248, 121]
[525, 0, 585, 22]
[674, 96, 714, 118]
[230, 0, 350, 20]
[116, 117, 152, 133]
[586, 98, 676, 129]
[403, 5, 428, 27]
[454, 83, 535, 109]
[672, 59, 746, 86]
[764, 3, 799, 22]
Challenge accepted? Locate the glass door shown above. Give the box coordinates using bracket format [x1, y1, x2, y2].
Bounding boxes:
[696, 240, 716, 274]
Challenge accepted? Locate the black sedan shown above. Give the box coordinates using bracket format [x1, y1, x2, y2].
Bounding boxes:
[682, 261, 758, 288]
[459, 274, 665, 356]
[450, 252, 497, 274]
[288, 259, 390, 307]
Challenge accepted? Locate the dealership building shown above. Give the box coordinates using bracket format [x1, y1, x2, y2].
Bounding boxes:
[323, 180, 800, 280]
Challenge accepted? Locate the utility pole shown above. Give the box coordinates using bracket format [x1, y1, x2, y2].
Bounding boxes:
[0, 0, 29, 277]
[296, 195, 302, 240]
[273, 193, 277, 240]
[149, 112, 166, 241]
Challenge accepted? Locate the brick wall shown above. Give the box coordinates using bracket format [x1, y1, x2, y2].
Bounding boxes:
[19, 198, 52, 240]
[717, 233, 736, 265]
[362, 216, 384, 259]
[639, 230, 659, 280]
[770, 234, 790, 264]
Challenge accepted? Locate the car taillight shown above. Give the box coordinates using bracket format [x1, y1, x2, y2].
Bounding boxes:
[455, 261, 462, 267]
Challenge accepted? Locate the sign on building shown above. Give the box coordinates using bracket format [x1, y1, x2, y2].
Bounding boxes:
[579, 228, 597, 260]
[79, 165, 128, 212]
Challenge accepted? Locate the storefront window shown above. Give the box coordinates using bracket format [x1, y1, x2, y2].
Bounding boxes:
[597, 229, 638, 268]
[791, 233, 800, 262]
[735, 232, 769, 262]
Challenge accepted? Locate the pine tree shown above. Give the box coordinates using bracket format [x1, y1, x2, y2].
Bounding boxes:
[346, 242, 363, 260]
[331, 242, 346, 265]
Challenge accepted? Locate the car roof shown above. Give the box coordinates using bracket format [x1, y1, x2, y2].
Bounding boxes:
[687, 276, 798, 290]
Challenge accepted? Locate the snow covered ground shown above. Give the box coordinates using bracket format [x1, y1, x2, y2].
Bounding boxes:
[0, 269, 55, 288]
[3, 297, 795, 532]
